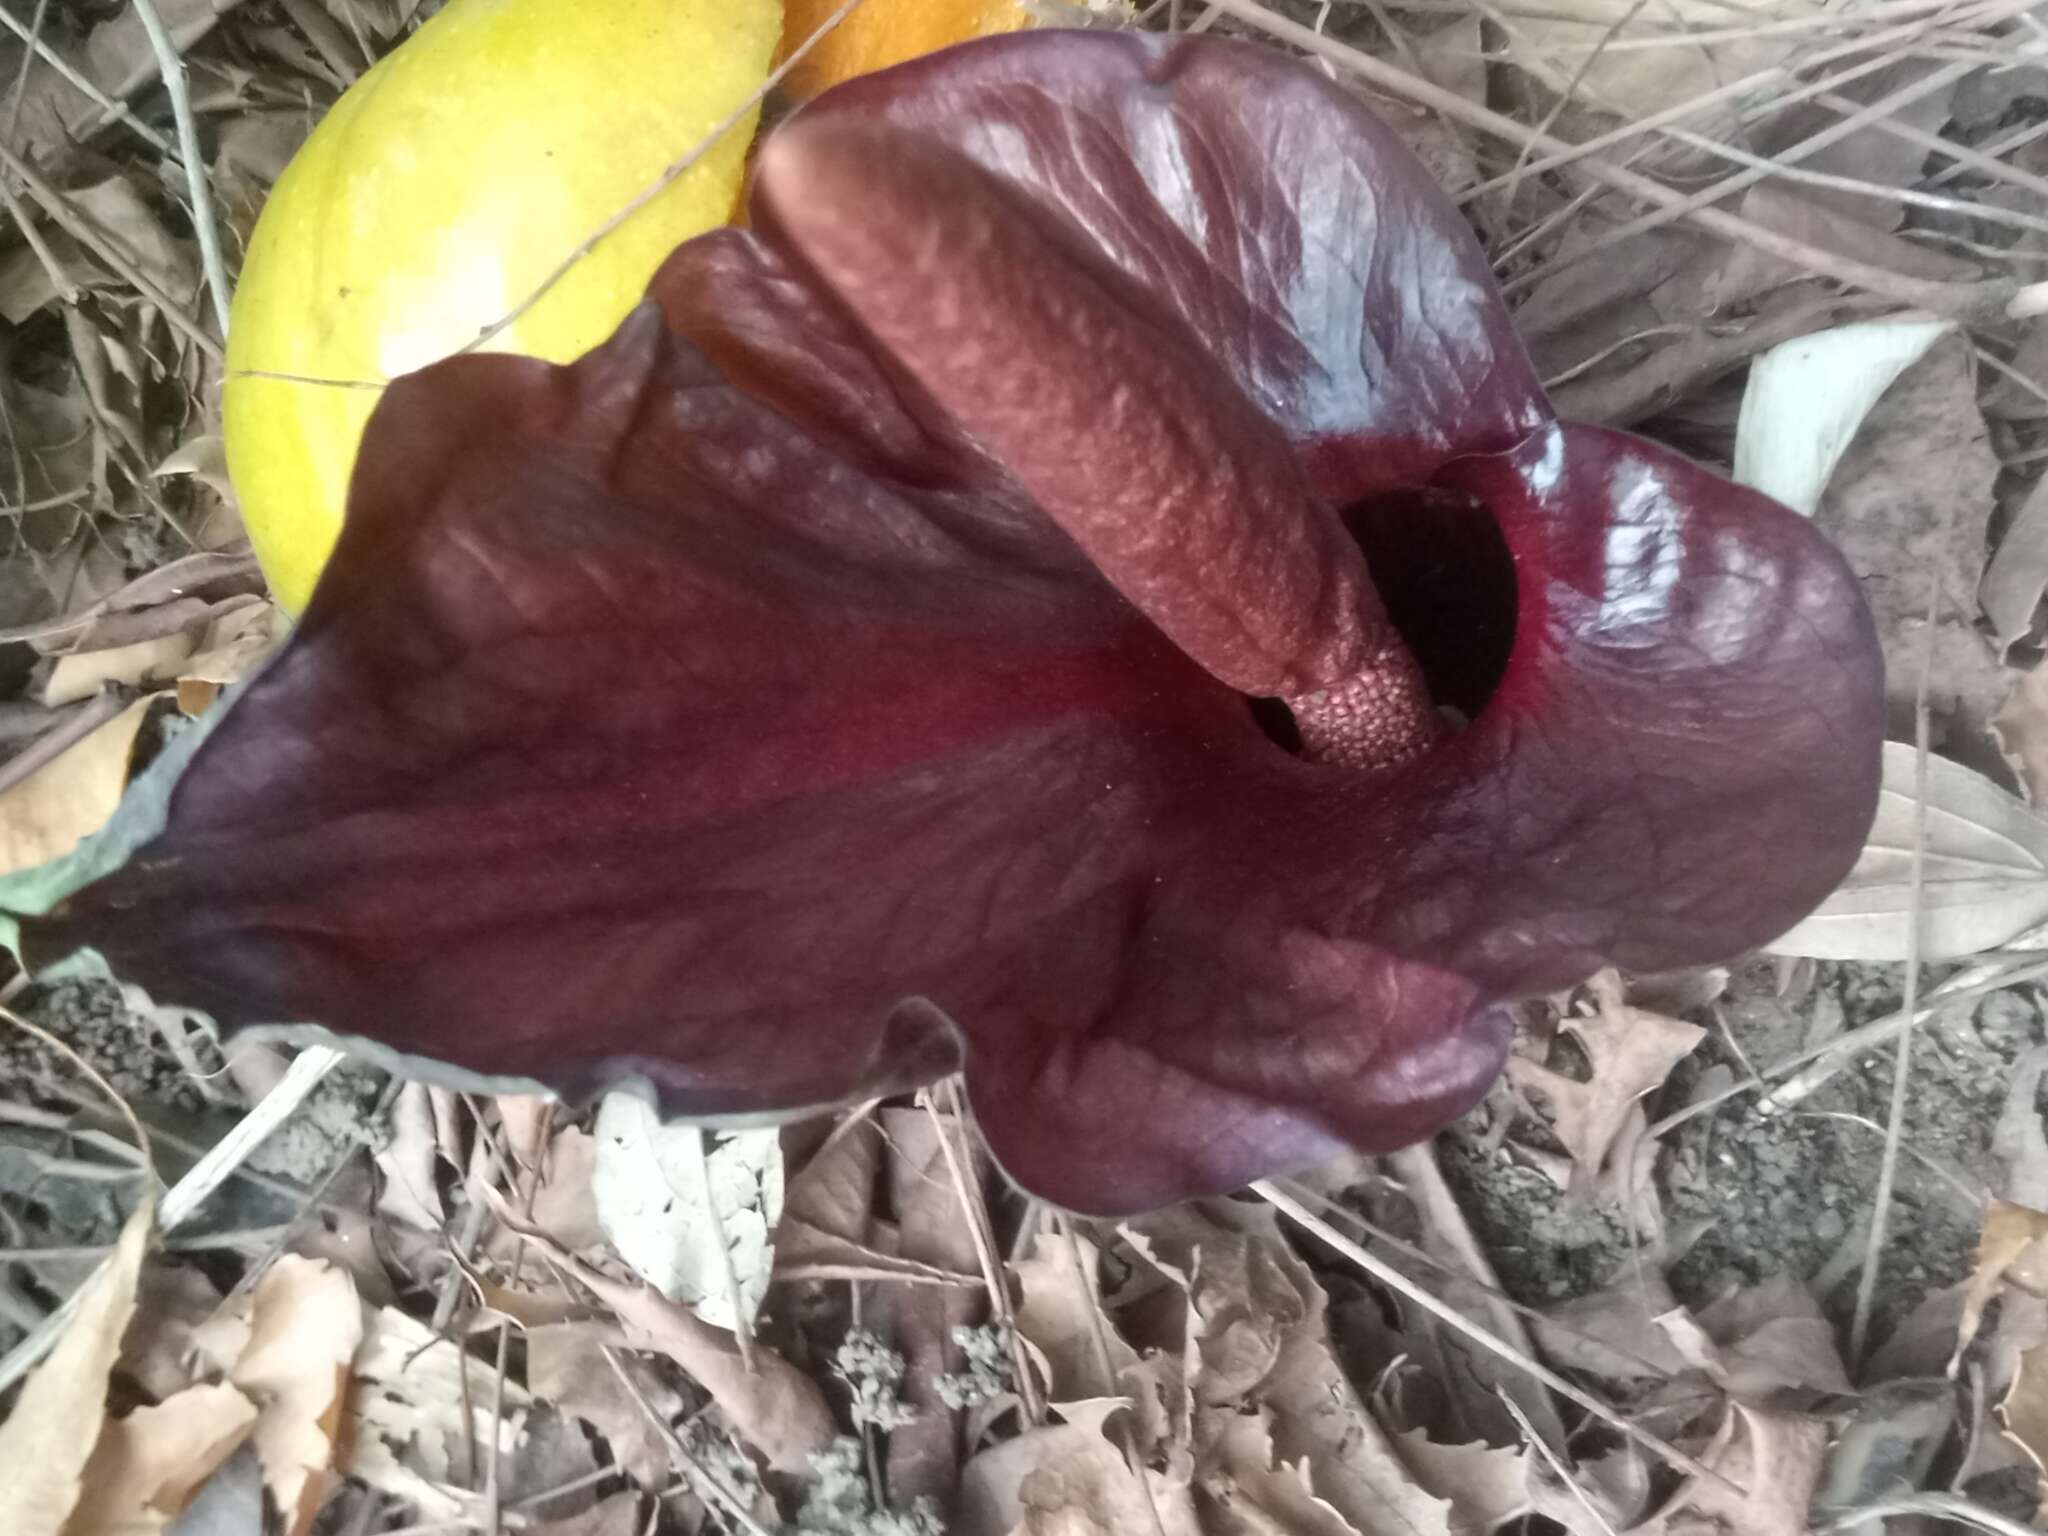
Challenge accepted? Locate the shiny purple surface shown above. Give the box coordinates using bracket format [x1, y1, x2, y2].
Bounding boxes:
[27, 33, 1882, 1214]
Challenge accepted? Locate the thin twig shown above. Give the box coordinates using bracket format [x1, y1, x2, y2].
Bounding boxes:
[1462, 0, 2012, 206]
[1383, 1142, 1568, 1448]
[1254, 1179, 1743, 1492]
[1507, 60, 1975, 295]
[1815, 1493, 2041, 1536]
[0, 2, 172, 156]
[461, 0, 873, 356]
[129, 0, 232, 336]
[603, 1344, 775, 1536]
[1850, 560, 1942, 1364]
[1200, 0, 2021, 320]
[0, 688, 130, 798]
[1059, 1215, 1168, 1536]
[0, 1041, 346, 1393]
[1498, 1388, 1614, 1536]
[691, 1126, 756, 1372]
[929, 1079, 1043, 1424]
[0, 138, 222, 360]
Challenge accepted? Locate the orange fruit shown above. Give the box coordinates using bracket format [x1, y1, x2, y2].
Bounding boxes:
[777, 0, 1041, 101]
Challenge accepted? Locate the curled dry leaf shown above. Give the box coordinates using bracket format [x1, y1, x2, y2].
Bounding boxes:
[0, 1196, 151, 1536]
[590, 1093, 781, 1332]
[956, 1420, 1203, 1536]
[229, 1256, 363, 1536]
[1956, 1201, 2048, 1369]
[522, 1490, 648, 1536]
[1013, 1231, 1138, 1404]
[501, 1207, 834, 1474]
[2001, 1341, 2048, 1513]
[1493, 0, 1812, 129]
[1983, 477, 2048, 657]
[1691, 1273, 1851, 1402]
[1671, 1407, 1829, 1536]
[1734, 317, 1953, 520]
[347, 1305, 529, 1520]
[1127, 1202, 1456, 1536]
[1507, 970, 1703, 1194]
[372, 1081, 445, 1231]
[1998, 664, 2048, 808]
[526, 1325, 685, 1491]
[516, 1125, 607, 1255]
[1768, 743, 2048, 961]
[1390, 1432, 1533, 1536]
[350, 1302, 536, 1523]
[64, 1382, 258, 1536]
[1203, 1410, 1367, 1536]
[775, 1113, 979, 1286]
[0, 696, 156, 878]
[1809, 329, 2003, 734]
[878, 1101, 988, 1509]
[1819, 1381, 1958, 1518]
[42, 639, 194, 707]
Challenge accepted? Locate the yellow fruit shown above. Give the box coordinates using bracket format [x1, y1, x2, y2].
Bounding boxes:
[225, 0, 781, 614]
[776, 0, 1039, 101]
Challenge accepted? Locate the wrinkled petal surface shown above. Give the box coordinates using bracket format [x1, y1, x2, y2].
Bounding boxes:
[24, 34, 1882, 1214]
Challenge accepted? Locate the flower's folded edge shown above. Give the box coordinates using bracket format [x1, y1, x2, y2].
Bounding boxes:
[0, 31, 1889, 1218]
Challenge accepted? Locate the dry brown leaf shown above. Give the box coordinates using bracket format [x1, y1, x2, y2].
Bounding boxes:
[1736, 184, 1982, 286]
[1524, 1447, 1654, 1536]
[877, 1102, 988, 1510]
[348, 1305, 528, 1520]
[1204, 1410, 1366, 1535]
[1997, 662, 2048, 805]
[1014, 1230, 1139, 1402]
[526, 1324, 683, 1490]
[1983, 478, 2048, 658]
[1391, 1432, 1532, 1536]
[373, 1082, 446, 1231]
[0, 1197, 152, 1536]
[1671, 1406, 1828, 1536]
[1509, 971, 1703, 1192]
[229, 1257, 362, 1536]
[1996, 1046, 2048, 1211]
[175, 599, 287, 713]
[119, 1263, 228, 1402]
[1957, 1201, 2048, 1368]
[1989, 321, 2048, 423]
[1819, 1381, 1957, 1515]
[1691, 1273, 1851, 1402]
[511, 1125, 607, 1255]
[63, 1382, 257, 1536]
[1495, 0, 1812, 129]
[2000, 1340, 2048, 1510]
[1130, 1202, 1455, 1536]
[0, 695, 156, 876]
[774, 1214, 982, 1287]
[1866, 1283, 1967, 1384]
[523, 1490, 647, 1536]
[776, 1114, 981, 1285]
[1814, 330, 2002, 739]
[42, 635, 195, 705]
[65, 178, 200, 303]
[1752, 63, 1958, 229]
[1533, 1268, 1690, 1381]
[783, 1114, 882, 1240]
[498, 1209, 833, 1474]
[957, 1421, 1202, 1536]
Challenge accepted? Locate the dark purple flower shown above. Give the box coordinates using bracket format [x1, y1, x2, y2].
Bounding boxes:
[19, 32, 1882, 1215]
